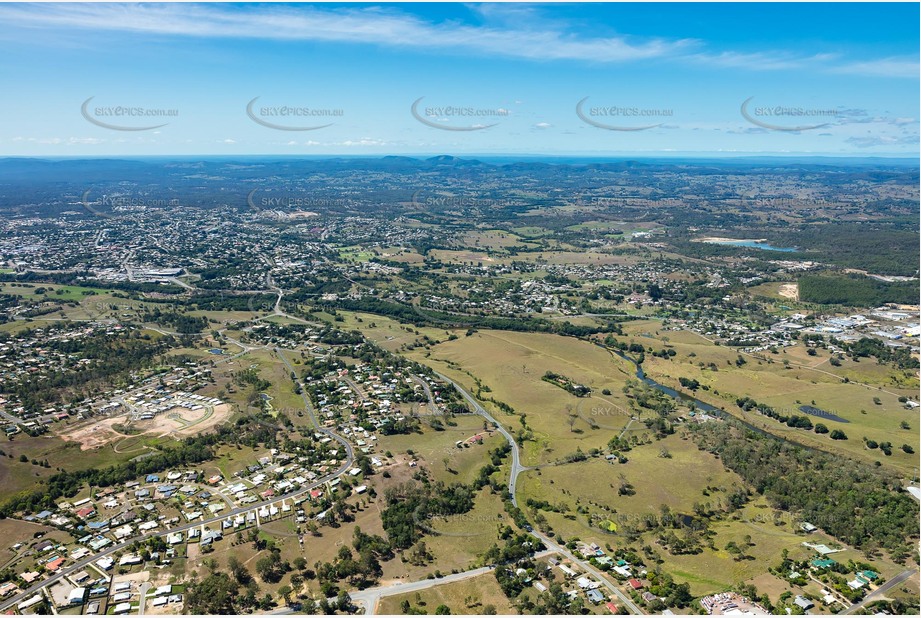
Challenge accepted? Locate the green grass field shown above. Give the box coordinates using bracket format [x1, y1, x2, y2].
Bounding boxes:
[338, 247, 375, 262]
[377, 572, 517, 615]
[0, 282, 110, 302]
[405, 330, 638, 466]
[0, 431, 160, 497]
[519, 432, 910, 597]
[377, 414, 507, 486]
[619, 321, 920, 474]
[327, 310, 452, 353]
[517, 432, 743, 537]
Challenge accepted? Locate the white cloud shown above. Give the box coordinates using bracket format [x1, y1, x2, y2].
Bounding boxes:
[831, 57, 919, 79]
[846, 134, 920, 148]
[0, 3, 694, 63]
[339, 138, 388, 147]
[22, 136, 107, 145]
[0, 4, 912, 83]
[0, 4, 695, 62]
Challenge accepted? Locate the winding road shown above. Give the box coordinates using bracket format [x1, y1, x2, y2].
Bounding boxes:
[434, 371, 643, 615]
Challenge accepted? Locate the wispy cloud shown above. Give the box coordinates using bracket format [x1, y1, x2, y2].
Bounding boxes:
[0, 2, 913, 81]
[0, 3, 694, 63]
[3, 2, 912, 78]
[686, 51, 839, 72]
[10, 136, 107, 145]
[846, 134, 919, 148]
[830, 57, 920, 79]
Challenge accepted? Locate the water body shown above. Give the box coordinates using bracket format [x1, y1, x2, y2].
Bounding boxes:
[604, 347, 834, 457]
[703, 239, 797, 252]
[609, 348, 739, 417]
[799, 405, 849, 423]
[604, 346, 779, 440]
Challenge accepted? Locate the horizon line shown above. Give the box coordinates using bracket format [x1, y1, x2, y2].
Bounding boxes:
[1, 153, 918, 161]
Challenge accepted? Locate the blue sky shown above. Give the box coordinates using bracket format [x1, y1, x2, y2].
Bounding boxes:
[0, 2, 917, 157]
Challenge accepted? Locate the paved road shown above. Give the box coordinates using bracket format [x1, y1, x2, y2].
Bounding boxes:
[528, 525, 643, 615]
[434, 372, 524, 500]
[353, 566, 494, 614]
[434, 372, 643, 615]
[275, 348, 354, 467]
[410, 375, 436, 410]
[137, 582, 151, 614]
[349, 549, 556, 615]
[841, 569, 917, 615]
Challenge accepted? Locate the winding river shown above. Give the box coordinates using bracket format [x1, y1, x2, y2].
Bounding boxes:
[604, 345, 781, 439]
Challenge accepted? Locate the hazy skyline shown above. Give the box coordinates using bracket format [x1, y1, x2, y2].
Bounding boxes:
[0, 2, 917, 156]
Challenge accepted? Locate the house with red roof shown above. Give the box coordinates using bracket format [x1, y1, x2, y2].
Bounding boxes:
[627, 578, 644, 590]
[46, 557, 65, 573]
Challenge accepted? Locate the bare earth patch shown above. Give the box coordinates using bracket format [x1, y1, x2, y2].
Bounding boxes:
[59, 404, 232, 450]
[778, 283, 799, 300]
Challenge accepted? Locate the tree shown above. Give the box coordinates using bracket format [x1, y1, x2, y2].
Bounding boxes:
[725, 541, 743, 560]
[184, 572, 240, 614]
[336, 590, 352, 612]
[435, 604, 452, 614]
[277, 585, 292, 606]
[227, 556, 253, 586]
[255, 551, 286, 583]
